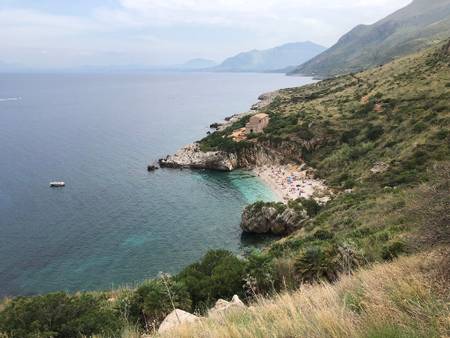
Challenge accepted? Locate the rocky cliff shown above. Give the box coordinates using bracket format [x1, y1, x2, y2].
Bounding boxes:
[159, 143, 238, 171]
[159, 139, 321, 172]
[240, 202, 308, 235]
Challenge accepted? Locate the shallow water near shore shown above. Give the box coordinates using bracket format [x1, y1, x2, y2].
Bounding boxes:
[0, 72, 313, 296]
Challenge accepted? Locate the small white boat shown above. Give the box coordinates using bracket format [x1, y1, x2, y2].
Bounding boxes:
[50, 181, 65, 187]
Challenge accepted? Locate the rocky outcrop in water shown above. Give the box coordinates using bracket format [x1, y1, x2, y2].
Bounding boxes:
[240, 202, 308, 235]
[158, 139, 324, 172]
[159, 143, 238, 171]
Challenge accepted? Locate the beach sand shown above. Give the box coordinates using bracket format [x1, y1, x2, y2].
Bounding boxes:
[253, 164, 330, 203]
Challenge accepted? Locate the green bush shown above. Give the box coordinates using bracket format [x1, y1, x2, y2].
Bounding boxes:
[244, 251, 275, 296]
[366, 125, 384, 141]
[294, 245, 341, 283]
[412, 122, 426, 133]
[298, 198, 321, 217]
[341, 129, 360, 144]
[313, 229, 334, 241]
[0, 292, 122, 338]
[296, 126, 314, 140]
[381, 240, 407, 261]
[129, 278, 191, 330]
[199, 132, 251, 153]
[176, 250, 247, 311]
[295, 242, 363, 283]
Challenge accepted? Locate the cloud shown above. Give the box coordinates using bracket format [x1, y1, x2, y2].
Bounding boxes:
[0, 0, 412, 68]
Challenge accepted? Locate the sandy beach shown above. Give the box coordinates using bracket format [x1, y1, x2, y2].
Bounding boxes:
[253, 164, 330, 203]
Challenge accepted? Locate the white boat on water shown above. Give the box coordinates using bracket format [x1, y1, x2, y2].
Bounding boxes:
[50, 181, 65, 187]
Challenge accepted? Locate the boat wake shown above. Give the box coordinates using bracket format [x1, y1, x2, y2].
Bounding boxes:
[0, 97, 21, 102]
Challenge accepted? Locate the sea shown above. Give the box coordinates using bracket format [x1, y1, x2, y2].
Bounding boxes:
[0, 72, 313, 296]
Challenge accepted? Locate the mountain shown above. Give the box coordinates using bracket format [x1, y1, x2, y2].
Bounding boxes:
[292, 0, 450, 77]
[213, 41, 326, 73]
[178, 58, 217, 70]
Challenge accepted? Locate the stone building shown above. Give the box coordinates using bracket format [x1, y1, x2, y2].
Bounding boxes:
[245, 113, 270, 134]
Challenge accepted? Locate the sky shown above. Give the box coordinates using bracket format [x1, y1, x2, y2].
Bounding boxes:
[0, 0, 412, 69]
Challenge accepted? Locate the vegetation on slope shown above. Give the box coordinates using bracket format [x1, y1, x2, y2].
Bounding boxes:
[0, 42, 449, 338]
[157, 250, 449, 338]
[291, 0, 450, 77]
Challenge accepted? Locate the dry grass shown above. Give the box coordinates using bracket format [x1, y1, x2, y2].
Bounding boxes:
[150, 250, 449, 338]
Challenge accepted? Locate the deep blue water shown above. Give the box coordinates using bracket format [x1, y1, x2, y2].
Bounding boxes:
[0, 72, 313, 296]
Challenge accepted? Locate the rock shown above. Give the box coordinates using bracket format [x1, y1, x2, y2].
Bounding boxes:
[159, 143, 238, 171]
[158, 309, 200, 333]
[275, 208, 307, 234]
[224, 114, 236, 121]
[208, 295, 246, 316]
[240, 203, 307, 235]
[370, 161, 389, 174]
[254, 91, 279, 109]
[240, 205, 278, 234]
[147, 165, 159, 172]
[209, 122, 222, 129]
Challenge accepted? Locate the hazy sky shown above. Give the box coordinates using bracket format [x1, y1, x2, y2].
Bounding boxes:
[0, 0, 412, 69]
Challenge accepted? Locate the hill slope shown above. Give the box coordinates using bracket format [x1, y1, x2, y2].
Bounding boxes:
[291, 0, 450, 77]
[213, 42, 326, 73]
[162, 38, 450, 338]
[158, 251, 449, 338]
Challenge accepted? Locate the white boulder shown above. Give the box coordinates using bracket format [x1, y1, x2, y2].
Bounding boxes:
[208, 295, 246, 316]
[158, 309, 200, 333]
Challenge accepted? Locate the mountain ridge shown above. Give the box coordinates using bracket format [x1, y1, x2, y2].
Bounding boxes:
[213, 41, 326, 73]
[291, 0, 450, 77]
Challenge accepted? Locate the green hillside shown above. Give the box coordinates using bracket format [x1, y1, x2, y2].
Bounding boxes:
[291, 0, 450, 77]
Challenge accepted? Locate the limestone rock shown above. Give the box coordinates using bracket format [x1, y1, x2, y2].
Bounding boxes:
[158, 309, 200, 333]
[240, 204, 306, 235]
[208, 295, 246, 316]
[275, 207, 307, 234]
[159, 143, 238, 171]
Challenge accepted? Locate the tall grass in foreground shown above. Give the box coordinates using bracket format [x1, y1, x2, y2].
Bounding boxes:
[149, 250, 449, 338]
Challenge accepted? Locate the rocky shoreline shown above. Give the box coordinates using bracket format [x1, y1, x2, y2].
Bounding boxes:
[158, 90, 281, 171]
[209, 90, 279, 132]
[156, 89, 332, 228]
[159, 143, 239, 171]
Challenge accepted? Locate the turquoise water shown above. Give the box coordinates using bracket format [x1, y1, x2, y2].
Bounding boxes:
[0, 72, 313, 296]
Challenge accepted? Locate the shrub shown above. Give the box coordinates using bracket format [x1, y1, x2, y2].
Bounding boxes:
[366, 125, 384, 141]
[298, 198, 322, 217]
[296, 126, 314, 140]
[199, 132, 251, 153]
[294, 245, 341, 283]
[313, 229, 334, 241]
[295, 242, 363, 283]
[381, 240, 407, 261]
[244, 251, 275, 296]
[129, 278, 191, 331]
[176, 250, 247, 311]
[0, 292, 122, 338]
[341, 129, 360, 144]
[413, 122, 426, 133]
[434, 129, 448, 140]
